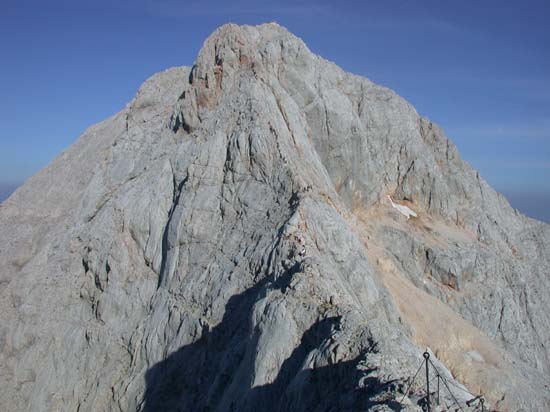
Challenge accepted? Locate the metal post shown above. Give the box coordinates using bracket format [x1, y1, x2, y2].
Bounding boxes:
[423, 352, 431, 412]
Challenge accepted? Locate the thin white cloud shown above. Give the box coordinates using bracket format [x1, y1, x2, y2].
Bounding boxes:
[498, 160, 550, 169]
[449, 124, 550, 140]
[457, 73, 550, 101]
[469, 158, 550, 169]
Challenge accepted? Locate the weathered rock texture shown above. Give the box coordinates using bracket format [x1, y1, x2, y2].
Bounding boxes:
[1, 23, 549, 412]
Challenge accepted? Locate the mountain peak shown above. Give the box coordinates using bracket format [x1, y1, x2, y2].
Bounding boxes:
[1, 23, 549, 412]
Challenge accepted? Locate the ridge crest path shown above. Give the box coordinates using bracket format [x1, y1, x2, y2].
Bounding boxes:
[1, 23, 549, 412]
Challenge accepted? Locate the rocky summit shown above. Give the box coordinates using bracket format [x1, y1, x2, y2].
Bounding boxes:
[1, 23, 549, 412]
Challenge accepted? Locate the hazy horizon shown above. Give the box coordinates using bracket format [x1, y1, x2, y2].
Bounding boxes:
[1, 0, 548, 222]
[1, 180, 549, 223]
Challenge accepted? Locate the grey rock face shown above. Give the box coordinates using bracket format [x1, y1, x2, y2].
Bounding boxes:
[1, 23, 549, 412]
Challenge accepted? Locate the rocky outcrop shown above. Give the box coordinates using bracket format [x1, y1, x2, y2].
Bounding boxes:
[1, 23, 549, 412]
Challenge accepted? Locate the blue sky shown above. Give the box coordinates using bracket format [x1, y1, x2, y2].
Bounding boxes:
[1, 0, 549, 221]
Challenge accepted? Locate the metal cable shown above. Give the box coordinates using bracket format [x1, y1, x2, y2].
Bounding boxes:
[428, 358, 466, 412]
[439, 375, 467, 412]
[427, 359, 465, 392]
[444, 378, 465, 389]
[439, 373, 471, 393]
[399, 359, 425, 403]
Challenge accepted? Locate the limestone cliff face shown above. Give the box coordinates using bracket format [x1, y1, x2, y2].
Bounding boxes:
[1, 23, 549, 412]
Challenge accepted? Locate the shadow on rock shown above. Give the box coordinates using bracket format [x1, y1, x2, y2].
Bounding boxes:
[142, 267, 402, 412]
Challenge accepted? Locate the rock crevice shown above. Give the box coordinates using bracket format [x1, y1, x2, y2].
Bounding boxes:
[1, 23, 549, 412]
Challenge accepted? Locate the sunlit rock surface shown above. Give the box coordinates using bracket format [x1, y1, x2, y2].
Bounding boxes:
[1, 23, 549, 412]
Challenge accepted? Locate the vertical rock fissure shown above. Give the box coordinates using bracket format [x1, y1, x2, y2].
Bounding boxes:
[158, 175, 188, 288]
